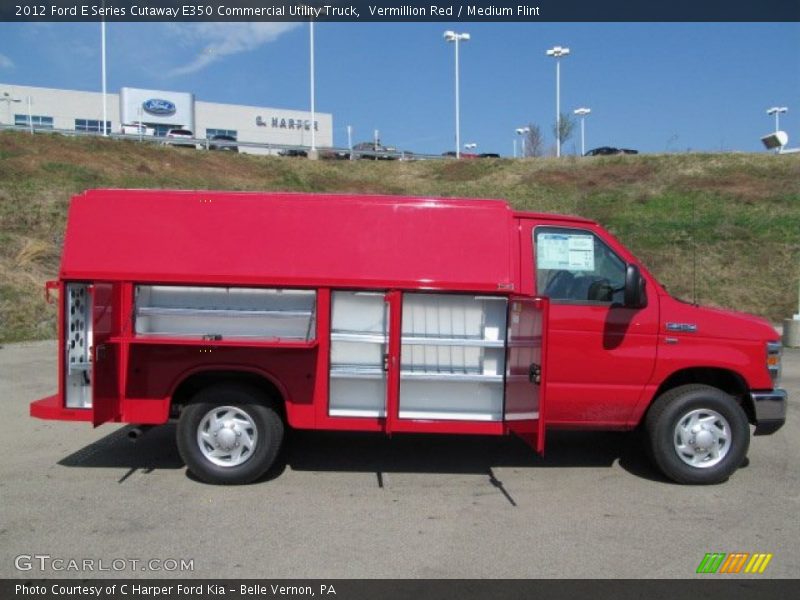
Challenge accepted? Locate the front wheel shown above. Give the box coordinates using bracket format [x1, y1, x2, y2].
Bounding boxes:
[645, 384, 750, 484]
[177, 384, 284, 485]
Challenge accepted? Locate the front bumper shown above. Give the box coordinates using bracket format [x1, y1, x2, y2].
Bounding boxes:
[751, 389, 787, 436]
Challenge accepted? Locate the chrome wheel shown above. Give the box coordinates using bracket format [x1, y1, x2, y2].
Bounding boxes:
[673, 408, 731, 468]
[196, 405, 258, 467]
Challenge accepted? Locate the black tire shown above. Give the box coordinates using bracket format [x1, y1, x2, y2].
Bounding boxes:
[177, 383, 284, 485]
[645, 384, 749, 485]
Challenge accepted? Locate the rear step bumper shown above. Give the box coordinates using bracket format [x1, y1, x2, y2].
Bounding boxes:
[30, 395, 92, 422]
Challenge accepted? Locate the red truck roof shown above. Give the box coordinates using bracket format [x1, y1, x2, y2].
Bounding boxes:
[513, 210, 596, 225]
[60, 189, 587, 292]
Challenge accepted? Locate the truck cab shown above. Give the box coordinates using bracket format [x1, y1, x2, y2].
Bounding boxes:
[519, 214, 784, 481]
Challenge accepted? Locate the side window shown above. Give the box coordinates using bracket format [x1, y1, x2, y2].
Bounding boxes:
[534, 227, 626, 303]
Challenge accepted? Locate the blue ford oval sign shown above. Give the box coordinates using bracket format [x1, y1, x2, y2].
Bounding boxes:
[142, 98, 176, 117]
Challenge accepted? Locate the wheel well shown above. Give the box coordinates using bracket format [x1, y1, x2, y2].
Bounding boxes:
[170, 370, 285, 419]
[652, 367, 754, 422]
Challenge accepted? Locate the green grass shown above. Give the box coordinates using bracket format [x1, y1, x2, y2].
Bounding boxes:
[1, 130, 799, 342]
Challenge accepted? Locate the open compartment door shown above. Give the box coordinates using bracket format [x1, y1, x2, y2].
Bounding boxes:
[504, 297, 548, 453]
[328, 291, 390, 418]
[91, 282, 119, 426]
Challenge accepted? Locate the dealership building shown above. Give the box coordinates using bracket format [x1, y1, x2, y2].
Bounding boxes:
[0, 83, 333, 154]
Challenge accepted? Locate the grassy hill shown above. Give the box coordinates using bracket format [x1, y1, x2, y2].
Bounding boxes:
[1, 130, 799, 342]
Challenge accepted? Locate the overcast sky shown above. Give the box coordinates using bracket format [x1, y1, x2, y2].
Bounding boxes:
[0, 21, 798, 155]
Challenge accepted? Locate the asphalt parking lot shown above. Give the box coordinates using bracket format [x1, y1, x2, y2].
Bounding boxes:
[1, 340, 798, 579]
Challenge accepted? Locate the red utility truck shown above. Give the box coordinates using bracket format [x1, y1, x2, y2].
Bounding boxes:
[31, 190, 786, 485]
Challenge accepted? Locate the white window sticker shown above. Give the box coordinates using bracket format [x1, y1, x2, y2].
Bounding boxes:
[537, 233, 595, 271]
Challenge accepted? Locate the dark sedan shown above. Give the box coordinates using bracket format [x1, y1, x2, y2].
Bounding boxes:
[585, 146, 638, 156]
[208, 135, 238, 152]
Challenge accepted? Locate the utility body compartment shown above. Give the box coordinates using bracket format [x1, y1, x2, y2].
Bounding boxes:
[32, 190, 550, 450]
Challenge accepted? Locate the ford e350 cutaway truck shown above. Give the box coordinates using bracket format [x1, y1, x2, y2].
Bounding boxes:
[31, 189, 786, 485]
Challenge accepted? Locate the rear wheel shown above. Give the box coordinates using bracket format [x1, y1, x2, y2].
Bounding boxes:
[177, 383, 284, 485]
[646, 384, 749, 484]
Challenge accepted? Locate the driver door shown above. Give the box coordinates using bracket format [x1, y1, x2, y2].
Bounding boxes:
[529, 224, 659, 427]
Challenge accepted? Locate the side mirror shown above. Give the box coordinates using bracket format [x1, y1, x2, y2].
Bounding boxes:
[624, 264, 647, 308]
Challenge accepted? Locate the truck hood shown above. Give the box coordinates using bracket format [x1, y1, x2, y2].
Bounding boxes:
[660, 295, 779, 342]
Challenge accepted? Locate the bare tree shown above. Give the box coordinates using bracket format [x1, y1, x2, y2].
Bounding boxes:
[552, 112, 576, 150]
[524, 124, 544, 157]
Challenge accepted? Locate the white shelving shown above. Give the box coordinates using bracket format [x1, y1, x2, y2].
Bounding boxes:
[399, 293, 508, 422]
[326, 291, 510, 422]
[328, 291, 388, 418]
[134, 285, 316, 341]
[65, 283, 93, 409]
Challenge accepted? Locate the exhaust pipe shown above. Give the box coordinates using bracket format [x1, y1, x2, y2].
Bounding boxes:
[127, 425, 154, 442]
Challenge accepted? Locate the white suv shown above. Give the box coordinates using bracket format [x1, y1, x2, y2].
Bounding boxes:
[164, 128, 195, 148]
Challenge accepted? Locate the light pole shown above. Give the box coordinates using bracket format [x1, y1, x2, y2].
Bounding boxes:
[347, 124, 353, 160]
[26, 96, 33, 134]
[515, 127, 530, 157]
[444, 30, 470, 159]
[546, 45, 570, 157]
[574, 107, 591, 156]
[513, 138, 517, 158]
[767, 106, 788, 132]
[464, 142, 477, 155]
[101, 17, 108, 136]
[309, 20, 317, 156]
[1, 92, 21, 125]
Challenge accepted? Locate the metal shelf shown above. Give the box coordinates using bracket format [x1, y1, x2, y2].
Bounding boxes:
[330, 366, 385, 380]
[121, 335, 316, 348]
[330, 331, 387, 344]
[137, 306, 312, 319]
[67, 361, 92, 371]
[399, 410, 500, 422]
[135, 286, 317, 341]
[332, 333, 503, 347]
[399, 371, 503, 383]
[401, 335, 505, 348]
[331, 366, 502, 383]
[329, 408, 386, 418]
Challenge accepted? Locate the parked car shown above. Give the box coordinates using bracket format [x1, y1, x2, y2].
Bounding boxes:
[442, 151, 478, 159]
[353, 141, 379, 152]
[164, 129, 196, 149]
[279, 149, 350, 160]
[320, 150, 350, 160]
[208, 135, 238, 152]
[585, 146, 639, 156]
[120, 123, 154, 137]
[478, 153, 501, 158]
[278, 149, 308, 158]
[353, 141, 398, 160]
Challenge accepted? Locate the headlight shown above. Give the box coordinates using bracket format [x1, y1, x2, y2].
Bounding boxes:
[767, 341, 782, 386]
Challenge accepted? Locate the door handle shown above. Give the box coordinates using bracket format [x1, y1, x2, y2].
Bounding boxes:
[528, 363, 541, 385]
